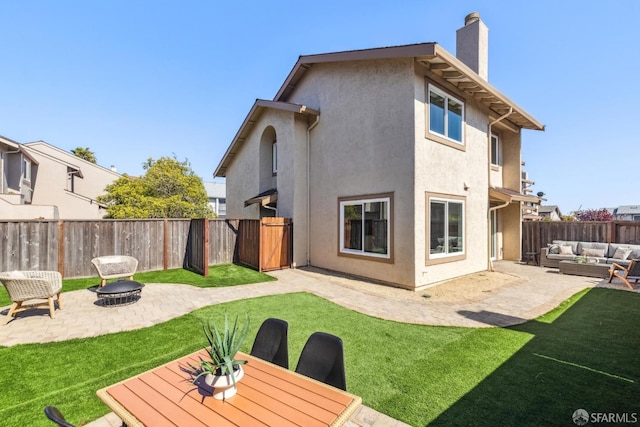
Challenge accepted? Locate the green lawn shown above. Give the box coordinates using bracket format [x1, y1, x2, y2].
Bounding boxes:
[0, 286, 638, 426]
[0, 264, 275, 307]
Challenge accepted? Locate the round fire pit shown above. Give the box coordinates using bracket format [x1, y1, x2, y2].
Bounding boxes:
[96, 280, 144, 307]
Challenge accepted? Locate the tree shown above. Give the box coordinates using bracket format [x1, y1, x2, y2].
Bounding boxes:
[71, 147, 97, 163]
[97, 156, 214, 219]
[574, 208, 612, 222]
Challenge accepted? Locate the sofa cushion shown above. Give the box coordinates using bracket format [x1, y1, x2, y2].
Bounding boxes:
[607, 258, 632, 266]
[628, 245, 640, 260]
[547, 243, 560, 254]
[612, 247, 633, 260]
[553, 240, 579, 254]
[577, 242, 609, 256]
[559, 245, 574, 255]
[608, 243, 640, 258]
[581, 248, 606, 257]
[547, 254, 576, 261]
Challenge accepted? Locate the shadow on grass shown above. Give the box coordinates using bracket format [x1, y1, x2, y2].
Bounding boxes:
[429, 288, 640, 426]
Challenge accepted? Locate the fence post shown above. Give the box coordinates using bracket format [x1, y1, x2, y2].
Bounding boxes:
[163, 219, 169, 271]
[203, 219, 209, 278]
[57, 220, 65, 277]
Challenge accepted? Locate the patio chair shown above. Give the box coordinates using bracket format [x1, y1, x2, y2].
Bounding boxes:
[44, 406, 75, 427]
[608, 259, 640, 290]
[0, 271, 62, 325]
[250, 318, 289, 368]
[91, 255, 138, 287]
[295, 332, 346, 391]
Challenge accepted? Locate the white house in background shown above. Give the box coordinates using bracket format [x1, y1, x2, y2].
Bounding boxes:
[538, 205, 563, 221]
[203, 181, 226, 217]
[215, 12, 544, 289]
[611, 205, 640, 221]
[0, 138, 121, 220]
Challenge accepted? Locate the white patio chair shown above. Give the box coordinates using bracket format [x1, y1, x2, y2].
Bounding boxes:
[0, 270, 63, 325]
[91, 255, 138, 287]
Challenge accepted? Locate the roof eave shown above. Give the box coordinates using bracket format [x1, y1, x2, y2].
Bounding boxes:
[274, 42, 543, 131]
[420, 46, 544, 131]
[214, 100, 320, 178]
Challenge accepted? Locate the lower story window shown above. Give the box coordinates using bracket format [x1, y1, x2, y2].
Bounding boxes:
[339, 194, 392, 260]
[429, 196, 464, 258]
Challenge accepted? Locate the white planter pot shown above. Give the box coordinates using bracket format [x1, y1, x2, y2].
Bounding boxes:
[204, 366, 244, 400]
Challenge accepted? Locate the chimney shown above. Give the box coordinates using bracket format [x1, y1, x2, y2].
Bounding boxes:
[110, 165, 117, 172]
[456, 12, 489, 80]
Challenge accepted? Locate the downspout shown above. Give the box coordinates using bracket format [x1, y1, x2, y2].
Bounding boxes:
[487, 107, 513, 272]
[306, 114, 320, 266]
[263, 205, 278, 216]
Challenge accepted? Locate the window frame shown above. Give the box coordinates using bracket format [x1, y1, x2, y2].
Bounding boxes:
[490, 133, 500, 167]
[426, 193, 466, 265]
[338, 192, 394, 263]
[427, 84, 465, 146]
[272, 141, 277, 175]
[22, 158, 31, 182]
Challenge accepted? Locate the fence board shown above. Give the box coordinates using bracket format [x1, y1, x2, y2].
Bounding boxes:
[522, 221, 640, 254]
[238, 220, 260, 270]
[0, 218, 286, 278]
[260, 218, 292, 271]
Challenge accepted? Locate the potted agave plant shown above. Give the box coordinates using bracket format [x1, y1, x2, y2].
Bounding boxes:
[193, 313, 250, 400]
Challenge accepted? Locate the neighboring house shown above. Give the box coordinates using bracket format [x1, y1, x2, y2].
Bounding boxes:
[214, 12, 543, 289]
[1, 138, 121, 219]
[611, 205, 640, 221]
[538, 205, 563, 221]
[0, 135, 57, 218]
[203, 181, 226, 217]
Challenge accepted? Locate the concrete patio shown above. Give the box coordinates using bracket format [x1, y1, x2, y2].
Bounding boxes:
[1, 261, 636, 426]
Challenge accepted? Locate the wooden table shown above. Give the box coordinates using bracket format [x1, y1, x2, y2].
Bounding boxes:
[97, 350, 361, 427]
[558, 260, 611, 278]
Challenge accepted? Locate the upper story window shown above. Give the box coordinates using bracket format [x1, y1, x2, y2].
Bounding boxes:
[491, 134, 500, 166]
[428, 84, 464, 144]
[22, 158, 31, 182]
[339, 193, 393, 262]
[272, 141, 277, 175]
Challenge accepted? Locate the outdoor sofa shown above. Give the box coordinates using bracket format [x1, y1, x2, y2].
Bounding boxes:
[540, 240, 640, 269]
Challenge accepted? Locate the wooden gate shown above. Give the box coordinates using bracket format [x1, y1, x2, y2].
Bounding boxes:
[185, 219, 209, 276]
[238, 218, 292, 272]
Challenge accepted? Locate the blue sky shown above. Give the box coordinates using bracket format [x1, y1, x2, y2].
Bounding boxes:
[1, 1, 638, 213]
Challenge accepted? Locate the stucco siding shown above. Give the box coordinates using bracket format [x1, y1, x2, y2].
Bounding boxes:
[224, 114, 268, 220]
[414, 71, 490, 287]
[23, 143, 120, 219]
[287, 59, 417, 288]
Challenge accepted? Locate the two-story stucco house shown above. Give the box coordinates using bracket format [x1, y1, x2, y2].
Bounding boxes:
[214, 13, 544, 289]
[1, 137, 121, 219]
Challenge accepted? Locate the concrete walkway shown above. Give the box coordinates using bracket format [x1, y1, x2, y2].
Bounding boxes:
[1, 262, 635, 426]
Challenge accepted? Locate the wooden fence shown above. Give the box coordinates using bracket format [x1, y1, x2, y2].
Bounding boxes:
[0, 219, 242, 278]
[522, 221, 640, 254]
[237, 218, 292, 272]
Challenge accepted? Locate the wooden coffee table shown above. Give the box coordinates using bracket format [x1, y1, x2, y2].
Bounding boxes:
[558, 261, 611, 278]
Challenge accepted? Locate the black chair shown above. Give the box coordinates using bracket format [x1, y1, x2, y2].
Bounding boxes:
[250, 318, 289, 369]
[44, 406, 75, 427]
[295, 331, 346, 391]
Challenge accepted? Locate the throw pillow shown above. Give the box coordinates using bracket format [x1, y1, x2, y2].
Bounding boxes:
[613, 247, 633, 260]
[581, 248, 605, 257]
[547, 244, 560, 254]
[559, 245, 574, 255]
[7, 271, 26, 279]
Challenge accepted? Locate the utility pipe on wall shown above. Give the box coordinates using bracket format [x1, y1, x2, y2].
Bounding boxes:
[306, 114, 320, 266]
